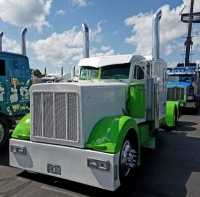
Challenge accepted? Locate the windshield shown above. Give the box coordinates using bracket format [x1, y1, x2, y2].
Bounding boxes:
[101, 63, 130, 79]
[79, 63, 130, 80]
[80, 66, 99, 80]
[168, 75, 194, 82]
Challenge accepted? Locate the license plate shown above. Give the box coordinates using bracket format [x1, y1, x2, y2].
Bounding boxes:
[47, 164, 61, 175]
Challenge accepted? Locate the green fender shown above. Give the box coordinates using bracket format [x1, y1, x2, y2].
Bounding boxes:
[164, 101, 179, 127]
[85, 115, 141, 165]
[12, 113, 30, 140]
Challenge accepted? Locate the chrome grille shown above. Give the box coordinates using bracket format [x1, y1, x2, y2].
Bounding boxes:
[167, 86, 185, 101]
[33, 92, 79, 143]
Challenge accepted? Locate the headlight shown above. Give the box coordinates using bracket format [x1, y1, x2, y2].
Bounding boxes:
[187, 96, 194, 100]
[87, 158, 110, 171]
[11, 145, 26, 155]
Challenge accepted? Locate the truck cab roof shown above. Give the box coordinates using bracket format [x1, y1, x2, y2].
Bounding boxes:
[77, 54, 167, 68]
[77, 54, 146, 68]
[0, 51, 28, 59]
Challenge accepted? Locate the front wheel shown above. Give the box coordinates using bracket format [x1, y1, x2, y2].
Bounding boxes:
[119, 134, 138, 184]
[0, 117, 9, 148]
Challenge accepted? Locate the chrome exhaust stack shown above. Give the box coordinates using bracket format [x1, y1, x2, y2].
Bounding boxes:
[0, 32, 3, 51]
[152, 9, 162, 62]
[21, 27, 27, 56]
[61, 67, 63, 80]
[152, 9, 162, 131]
[82, 23, 89, 58]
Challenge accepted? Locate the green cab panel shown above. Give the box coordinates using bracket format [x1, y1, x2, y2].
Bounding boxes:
[138, 124, 155, 147]
[12, 113, 30, 140]
[162, 101, 179, 127]
[129, 82, 146, 118]
[85, 115, 141, 165]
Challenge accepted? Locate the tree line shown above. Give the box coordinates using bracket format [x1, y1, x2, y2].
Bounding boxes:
[30, 69, 45, 78]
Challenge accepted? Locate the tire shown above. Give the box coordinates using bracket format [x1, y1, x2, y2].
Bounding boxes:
[119, 133, 138, 184]
[0, 117, 9, 148]
[172, 109, 177, 128]
[174, 109, 178, 127]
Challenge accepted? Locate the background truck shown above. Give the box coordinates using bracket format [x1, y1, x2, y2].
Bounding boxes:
[9, 9, 180, 191]
[167, 63, 200, 114]
[0, 28, 31, 147]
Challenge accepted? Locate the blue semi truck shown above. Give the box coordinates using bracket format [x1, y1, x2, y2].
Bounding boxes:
[0, 28, 31, 147]
[167, 63, 200, 114]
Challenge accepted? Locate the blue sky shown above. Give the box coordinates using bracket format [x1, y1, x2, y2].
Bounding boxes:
[0, 0, 200, 74]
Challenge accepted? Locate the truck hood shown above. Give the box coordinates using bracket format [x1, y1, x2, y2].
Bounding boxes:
[167, 81, 191, 87]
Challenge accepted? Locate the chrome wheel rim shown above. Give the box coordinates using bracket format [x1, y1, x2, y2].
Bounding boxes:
[0, 123, 4, 142]
[120, 140, 137, 177]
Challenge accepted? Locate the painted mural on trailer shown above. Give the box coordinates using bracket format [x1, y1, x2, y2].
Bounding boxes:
[0, 54, 31, 116]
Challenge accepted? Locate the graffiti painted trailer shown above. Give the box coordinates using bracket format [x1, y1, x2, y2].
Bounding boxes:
[9, 10, 180, 191]
[0, 28, 31, 147]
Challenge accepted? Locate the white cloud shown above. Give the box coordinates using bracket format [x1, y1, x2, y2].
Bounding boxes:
[89, 47, 115, 57]
[113, 31, 119, 35]
[69, 0, 87, 7]
[195, 60, 200, 64]
[124, 0, 200, 56]
[30, 22, 110, 67]
[167, 61, 179, 68]
[0, 0, 52, 32]
[57, 10, 66, 15]
[89, 21, 103, 42]
[2, 36, 21, 54]
[31, 28, 83, 67]
[101, 45, 110, 51]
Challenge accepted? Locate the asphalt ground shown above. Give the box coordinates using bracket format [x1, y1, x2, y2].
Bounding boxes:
[0, 109, 200, 197]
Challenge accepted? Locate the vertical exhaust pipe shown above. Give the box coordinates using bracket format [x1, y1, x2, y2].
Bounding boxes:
[61, 67, 63, 80]
[82, 23, 89, 58]
[152, 9, 162, 132]
[152, 9, 162, 62]
[21, 27, 27, 56]
[0, 32, 3, 51]
[44, 67, 47, 76]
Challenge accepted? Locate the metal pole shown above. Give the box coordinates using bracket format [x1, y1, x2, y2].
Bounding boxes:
[185, 0, 194, 67]
[0, 32, 3, 51]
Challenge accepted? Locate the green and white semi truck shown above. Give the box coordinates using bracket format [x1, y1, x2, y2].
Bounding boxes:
[9, 9, 180, 191]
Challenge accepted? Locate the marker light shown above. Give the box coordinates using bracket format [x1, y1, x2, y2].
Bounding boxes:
[87, 158, 110, 171]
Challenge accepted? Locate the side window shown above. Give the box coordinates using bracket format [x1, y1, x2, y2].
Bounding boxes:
[0, 59, 6, 76]
[134, 65, 144, 80]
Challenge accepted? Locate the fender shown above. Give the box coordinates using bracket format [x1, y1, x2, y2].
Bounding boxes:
[12, 113, 30, 140]
[163, 101, 179, 127]
[85, 115, 140, 164]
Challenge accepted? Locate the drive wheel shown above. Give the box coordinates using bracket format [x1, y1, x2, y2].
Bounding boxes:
[0, 117, 9, 148]
[119, 133, 138, 184]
